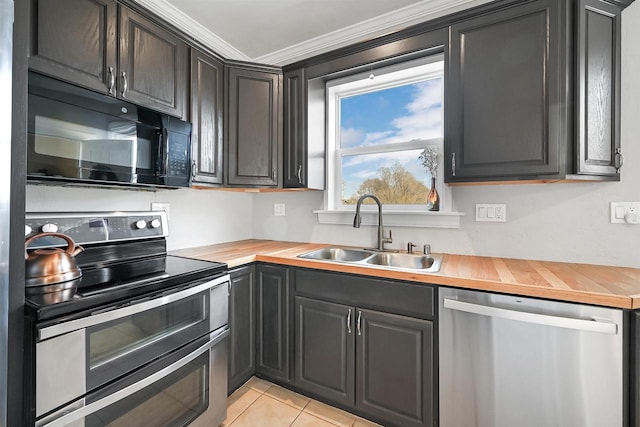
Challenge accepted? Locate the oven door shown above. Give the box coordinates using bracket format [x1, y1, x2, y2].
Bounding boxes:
[36, 327, 229, 427]
[36, 274, 229, 417]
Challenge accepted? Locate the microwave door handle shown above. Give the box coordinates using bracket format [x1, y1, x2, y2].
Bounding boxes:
[158, 128, 169, 176]
[35, 329, 228, 427]
[163, 130, 170, 176]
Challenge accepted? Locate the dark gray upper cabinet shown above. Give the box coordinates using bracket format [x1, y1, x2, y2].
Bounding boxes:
[283, 67, 325, 190]
[446, 0, 564, 181]
[283, 68, 307, 188]
[190, 49, 224, 185]
[228, 265, 255, 395]
[28, 0, 117, 94]
[256, 264, 291, 383]
[575, 0, 622, 177]
[445, 0, 626, 183]
[294, 296, 355, 407]
[28, 0, 188, 119]
[356, 309, 433, 427]
[118, 7, 188, 118]
[226, 66, 282, 187]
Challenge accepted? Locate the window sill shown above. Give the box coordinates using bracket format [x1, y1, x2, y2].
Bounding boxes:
[314, 210, 464, 228]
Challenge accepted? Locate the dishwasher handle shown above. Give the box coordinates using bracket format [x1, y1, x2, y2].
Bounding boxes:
[442, 297, 618, 335]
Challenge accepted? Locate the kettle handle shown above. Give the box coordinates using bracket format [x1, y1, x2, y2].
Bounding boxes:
[24, 232, 84, 260]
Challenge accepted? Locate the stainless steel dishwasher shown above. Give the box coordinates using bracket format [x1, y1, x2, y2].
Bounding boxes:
[439, 287, 625, 427]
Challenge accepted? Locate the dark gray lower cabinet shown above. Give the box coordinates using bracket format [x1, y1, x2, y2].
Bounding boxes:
[256, 264, 292, 383]
[294, 297, 355, 407]
[356, 309, 433, 427]
[294, 292, 434, 427]
[228, 265, 255, 394]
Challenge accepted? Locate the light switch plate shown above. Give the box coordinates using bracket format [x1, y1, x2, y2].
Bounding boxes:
[274, 203, 286, 217]
[610, 202, 640, 224]
[476, 204, 506, 222]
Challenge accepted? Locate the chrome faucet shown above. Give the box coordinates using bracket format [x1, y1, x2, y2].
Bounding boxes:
[353, 194, 392, 251]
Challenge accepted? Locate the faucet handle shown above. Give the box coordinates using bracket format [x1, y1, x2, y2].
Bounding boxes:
[423, 244, 431, 255]
[407, 242, 417, 254]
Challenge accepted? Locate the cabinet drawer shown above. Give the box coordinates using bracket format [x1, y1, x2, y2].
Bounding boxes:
[294, 268, 434, 320]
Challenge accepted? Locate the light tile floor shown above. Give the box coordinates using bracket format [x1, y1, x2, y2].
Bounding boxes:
[223, 377, 382, 427]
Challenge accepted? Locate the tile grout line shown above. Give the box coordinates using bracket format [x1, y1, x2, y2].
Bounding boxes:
[226, 381, 268, 426]
[288, 409, 305, 427]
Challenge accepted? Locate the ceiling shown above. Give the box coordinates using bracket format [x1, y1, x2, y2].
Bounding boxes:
[133, 0, 493, 66]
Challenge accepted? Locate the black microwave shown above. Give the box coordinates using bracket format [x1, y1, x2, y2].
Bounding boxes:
[27, 72, 192, 189]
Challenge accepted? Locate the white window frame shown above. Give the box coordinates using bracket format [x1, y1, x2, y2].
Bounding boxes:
[325, 55, 449, 213]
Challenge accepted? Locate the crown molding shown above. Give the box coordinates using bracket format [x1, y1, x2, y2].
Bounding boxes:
[254, 0, 493, 65]
[132, 0, 251, 61]
[133, 0, 492, 66]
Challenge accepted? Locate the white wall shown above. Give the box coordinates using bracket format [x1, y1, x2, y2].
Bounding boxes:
[252, 2, 640, 269]
[26, 185, 253, 250]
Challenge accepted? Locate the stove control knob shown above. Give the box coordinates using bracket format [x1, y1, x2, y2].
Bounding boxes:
[41, 223, 58, 233]
[25, 225, 32, 236]
[150, 219, 162, 229]
[134, 220, 147, 230]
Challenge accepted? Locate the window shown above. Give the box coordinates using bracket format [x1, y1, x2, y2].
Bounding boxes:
[326, 55, 446, 211]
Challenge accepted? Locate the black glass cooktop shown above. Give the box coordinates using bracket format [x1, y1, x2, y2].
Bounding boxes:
[26, 255, 227, 322]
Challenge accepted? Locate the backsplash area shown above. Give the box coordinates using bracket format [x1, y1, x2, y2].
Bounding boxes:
[26, 185, 254, 251]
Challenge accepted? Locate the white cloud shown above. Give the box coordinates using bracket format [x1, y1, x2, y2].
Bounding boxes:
[340, 127, 363, 147]
[345, 78, 443, 148]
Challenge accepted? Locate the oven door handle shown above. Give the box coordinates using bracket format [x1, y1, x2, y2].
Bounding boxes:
[39, 274, 230, 341]
[36, 327, 229, 427]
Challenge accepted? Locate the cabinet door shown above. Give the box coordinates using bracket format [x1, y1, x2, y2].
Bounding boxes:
[575, 0, 621, 177]
[191, 49, 224, 185]
[28, 0, 117, 94]
[294, 297, 355, 408]
[283, 68, 306, 188]
[226, 67, 282, 187]
[228, 265, 255, 394]
[118, 7, 188, 118]
[446, 0, 563, 181]
[356, 309, 433, 427]
[256, 264, 291, 382]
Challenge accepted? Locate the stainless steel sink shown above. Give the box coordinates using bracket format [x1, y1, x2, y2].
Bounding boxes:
[364, 252, 442, 272]
[297, 247, 442, 273]
[298, 247, 374, 262]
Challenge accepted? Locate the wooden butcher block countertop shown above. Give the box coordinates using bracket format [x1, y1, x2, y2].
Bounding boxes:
[171, 239, 640, 309]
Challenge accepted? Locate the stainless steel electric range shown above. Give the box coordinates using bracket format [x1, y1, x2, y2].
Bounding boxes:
[24, 211, 229, 427]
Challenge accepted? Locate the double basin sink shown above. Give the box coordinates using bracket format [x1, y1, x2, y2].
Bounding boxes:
[298, 247, 442, 273]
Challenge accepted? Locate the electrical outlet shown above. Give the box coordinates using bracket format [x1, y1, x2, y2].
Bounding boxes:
[151, 202, 170, 219]
[274, 203, 286, 217]
[610, 202, 640, 223]
[476, 204, 506, 222]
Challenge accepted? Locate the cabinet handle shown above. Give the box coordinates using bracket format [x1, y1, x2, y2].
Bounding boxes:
[356, 311, 362, 336]
[191, 161, 197, 178]
[297, 164, 302, 184]
[451, 152, 456, 177]
[615, 148, 624, 173]
[272, 168, 277, 182]
[346, 309, 352, 334]
[121, 71, 128, 97]
[107, 66, 115, 95]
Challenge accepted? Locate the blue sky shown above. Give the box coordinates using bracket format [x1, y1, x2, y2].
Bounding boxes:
[339, 78, 443, 200]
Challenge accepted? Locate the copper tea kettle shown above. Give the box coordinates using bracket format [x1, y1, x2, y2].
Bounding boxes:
[25, 232, 84, 287]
